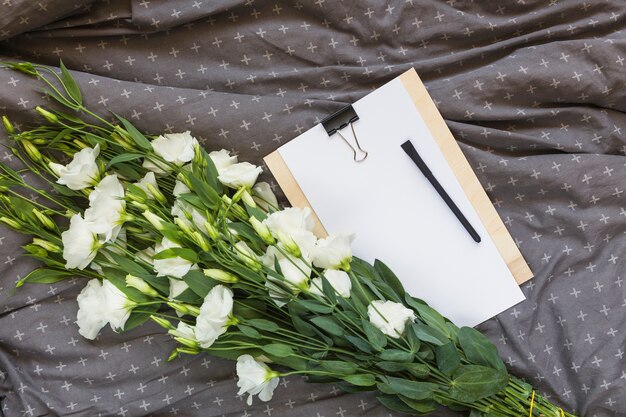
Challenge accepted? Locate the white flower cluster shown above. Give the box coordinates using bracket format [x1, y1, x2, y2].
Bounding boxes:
[54, 131, 417, 405]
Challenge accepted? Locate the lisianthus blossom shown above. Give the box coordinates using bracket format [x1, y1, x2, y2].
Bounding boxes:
[153, 237, 195, 278]
[217, 162, 262, 189]
[252, 182, 278, 211]
[263, 245, 311, 291]
[309, 269, 352, 298]
[263, 207, 317, 256]
[61, 214, 100, 269]
[194, 285, 234, 348]
[84, 174, 126, 242]
[49, 144, 100, 190]
[208, 149, 237, 174]
[367, 300, 416, 338]
[143, 131, 198, 173]
[236, 354, 280, 405]
[311, 233, 354, 270]
[76, 279, 134, 340]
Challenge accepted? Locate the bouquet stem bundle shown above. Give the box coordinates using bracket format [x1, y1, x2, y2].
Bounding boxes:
[0, 61, 576, 417]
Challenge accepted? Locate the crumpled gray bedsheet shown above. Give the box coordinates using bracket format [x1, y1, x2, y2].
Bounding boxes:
[0, 1, 624, 416]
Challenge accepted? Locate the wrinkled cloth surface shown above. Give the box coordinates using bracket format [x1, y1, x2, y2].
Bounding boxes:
[0, 1, 625, 416]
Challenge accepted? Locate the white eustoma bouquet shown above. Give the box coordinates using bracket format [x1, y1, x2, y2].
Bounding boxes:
[0, 61, 577, 417]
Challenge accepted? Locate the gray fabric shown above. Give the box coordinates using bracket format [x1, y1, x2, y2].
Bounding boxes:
[0, 1, 625, 416]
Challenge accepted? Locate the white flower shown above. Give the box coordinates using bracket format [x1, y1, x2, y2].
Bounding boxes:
[194, 285, 234, 348]
[169, 321, 196, 340]
[218, 162, 262, 189]
[263, 246, 311, 291]
[173, 180, 191, 197]
[144, 131, 198, 173]
[236, 354, 280, 405]
[153, 237, 194, 278]
[61, 214, 100, 270]
[310, 270, 352, 298]
[76, 279, 133, 340]
[168, 278, 189, 299]
[209, 149, 237, 173]
[49, 144, 100, 190]
[311, 233, 354, 270]
[252, 182, 278, 211]
[84, 174, 125, 243]
[134, 172, 160, 199]
[263, 207, 317, 256]
[367, 300, 416, 339]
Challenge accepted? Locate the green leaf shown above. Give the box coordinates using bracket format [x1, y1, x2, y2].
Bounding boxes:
[247, 318, 280, 332]
[107, 153, 144, 168]
[377, 376, 438, 400]
[59, 60, 82, 105]
[114, 163, 143, 181]
[187, 173, 220, 209]
[16, 268, 74, 287]
[377, 395, 416, 414]
[448, 365, 509, 402]
[237, 325, 261, 339]
[114, 114, 152, 151]
[320, 360, 359, 375]
[436, 342, 461, 377]
[361, 318, 387, 351]
[342, 374, 376, 386]
[153, 247, 199, 263]
[123, 304, 158, 331]
[262, 343, 293, 357]
[375, 362, 429, 378]
[106, 251, 152, 278]
[287, 304, 317, 337]
[183, 269, 217, 298]
[458, 327, 506, 371]
[398, 395, 438, 415]
[379, 349, 414, 362]
[410, 323, 447, 346]
[101, 267, 151, 303]
[374, 259, 405, 299]
[297, 299, 334, 314]
[405, 294, 451, 338]
[311, 316, 344, 337]
[344, 335, 372, 353]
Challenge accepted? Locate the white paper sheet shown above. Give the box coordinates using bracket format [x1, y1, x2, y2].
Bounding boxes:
[278, 77, 525, 327]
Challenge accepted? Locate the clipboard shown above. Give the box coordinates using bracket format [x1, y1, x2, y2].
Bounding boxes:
[265, 68, 532, 286]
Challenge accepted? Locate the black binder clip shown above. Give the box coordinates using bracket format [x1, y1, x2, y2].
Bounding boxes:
[321, 105, 368, 162]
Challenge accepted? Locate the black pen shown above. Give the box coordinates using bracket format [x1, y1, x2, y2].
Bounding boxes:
[401, 140, 481, 243]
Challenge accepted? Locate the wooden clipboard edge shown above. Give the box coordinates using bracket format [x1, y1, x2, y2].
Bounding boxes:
[399, 68, 533, 284]
[264, 151, 328, 238]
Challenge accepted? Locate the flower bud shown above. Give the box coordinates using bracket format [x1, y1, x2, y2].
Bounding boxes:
[150, 315, 174, 330]
[2, 116, 14, 134]
[32, 208, 56, 230]
[167, 349, 180, 362]
[204, 220, 220, 241]
[23, 244, 48, 257]
[191, 231, 210, 252]
[249, 216, 275, 245]
[0, 216, 22, 230]
[35, 106, 59, 124]
[32, 238, 61, 253]
[241, 189, 256, 208]
[126, 274, 159, 297]
[132, 201, 150, 211]
[73, 139, 88, 149]
[174, 216, 194, 237]
[173, 336, 200, 349]
[22, 140, 42, 162]
[203, 268, 239, 283]
[176, 346, 200, 356]
[167, 301, 200, 316]
[234, 241, 262, 271]
[142, 210, 165, 231]
[146, 183, 167, 204]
